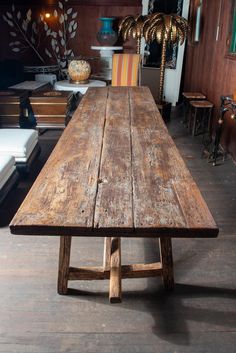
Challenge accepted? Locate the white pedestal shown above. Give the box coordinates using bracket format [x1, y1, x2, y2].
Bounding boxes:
[91, 46, 123, 80]
[54, 79, 106, 94]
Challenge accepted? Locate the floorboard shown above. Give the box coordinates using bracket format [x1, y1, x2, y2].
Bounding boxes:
[0, 112, 236, 353]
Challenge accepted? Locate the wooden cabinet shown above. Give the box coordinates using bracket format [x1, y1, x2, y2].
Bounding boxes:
[0, 90, 28, 128]
[29, 90, 75, 129]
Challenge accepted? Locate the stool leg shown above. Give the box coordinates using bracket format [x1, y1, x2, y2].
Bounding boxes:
[208, 107, 213, 132]
[109, 237, 122, 303]
[186, 101, 191, 128]
[159, 237, 174, 290]
[188, 106, 193, 133]
[182, 97, 187, 124]
[58, 236, 72, 295]
[192, 107, 198, 136]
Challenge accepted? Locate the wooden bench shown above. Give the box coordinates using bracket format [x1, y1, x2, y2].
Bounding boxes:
[10, 87, 218, 303]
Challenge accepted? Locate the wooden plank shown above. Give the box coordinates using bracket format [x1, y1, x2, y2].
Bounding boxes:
[10, 88, 108, 235]
[109, 237, 122, 303]
[69, 266, 108, 280]
[121, 262, 162, 278]
[68, 263, 162, 280]
[129, 86, 218, 237]
[129, 87, 187, 230]
[172, 181, 218, 233]
[94, 87, 133, 231]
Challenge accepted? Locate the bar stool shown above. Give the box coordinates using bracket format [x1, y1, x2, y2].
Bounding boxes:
[182, 92, 206, 126]
[189, 100, 214, 136]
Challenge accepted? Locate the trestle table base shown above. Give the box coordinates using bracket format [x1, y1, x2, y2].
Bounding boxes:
[57, 236, 174, 303]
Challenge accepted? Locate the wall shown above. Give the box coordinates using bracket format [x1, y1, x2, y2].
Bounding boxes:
[0, 0, 141, 64]
[184, 0, 236, 160]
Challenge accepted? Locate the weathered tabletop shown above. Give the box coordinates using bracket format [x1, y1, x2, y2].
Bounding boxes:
[10, 86, 219, 302]
[10, 86, 218, 238]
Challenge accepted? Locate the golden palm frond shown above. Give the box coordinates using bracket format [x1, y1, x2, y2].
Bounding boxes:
[119, 12, 189, 103]
[119, 14, 150, 54]
[144, 13, 188, 46]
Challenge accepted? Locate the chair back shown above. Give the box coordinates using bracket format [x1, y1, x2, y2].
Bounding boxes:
[111, 54, 141, 86]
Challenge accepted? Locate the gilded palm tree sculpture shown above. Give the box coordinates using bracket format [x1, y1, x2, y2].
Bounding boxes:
[144, 13, 189, 103]
[118, 14, 150, 54]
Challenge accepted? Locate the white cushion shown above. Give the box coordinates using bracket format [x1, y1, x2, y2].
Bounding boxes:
[0, 155, 16, 189]
[0, 129, 38, 161]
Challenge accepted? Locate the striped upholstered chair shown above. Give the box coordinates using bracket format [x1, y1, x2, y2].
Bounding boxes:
[111, 54, 141, 86]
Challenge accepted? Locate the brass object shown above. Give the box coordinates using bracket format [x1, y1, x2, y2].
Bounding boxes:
[69, 79, 89, 85]
[144, 13, 189, 103]
[118, 15, 150, 54]
[119, 12, 189, 103]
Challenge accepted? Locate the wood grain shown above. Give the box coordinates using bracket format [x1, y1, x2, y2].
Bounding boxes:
[58, 236, 72, 295]
[190, 100, 214, 108]
[0, 2, 141, 62]
[94, 87, 133, 231]
[129, 87, 218, 237]
[103, 237, 111, 270]
[159, 237, 174, 290]
[184, 0, 236, 160]
[109, 237, 121, 303]
[10, 86, 218, 238]
[183, 92, 206, 99]
[68, 262, 162, 280]
[1, 118, 235, 350]
[11, 87, 108, 235]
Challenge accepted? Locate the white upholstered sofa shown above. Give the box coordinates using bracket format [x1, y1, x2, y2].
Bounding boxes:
[0, 129, 40, 204]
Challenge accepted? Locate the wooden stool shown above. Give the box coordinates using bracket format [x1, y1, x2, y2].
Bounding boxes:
[189, 100, 214, 136]
[182, 92, 206, 126]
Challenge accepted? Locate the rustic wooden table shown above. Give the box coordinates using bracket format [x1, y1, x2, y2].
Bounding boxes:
[10, 86, 219, 303]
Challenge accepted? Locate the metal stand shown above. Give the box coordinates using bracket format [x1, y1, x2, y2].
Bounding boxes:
[205, 95, 236, 166]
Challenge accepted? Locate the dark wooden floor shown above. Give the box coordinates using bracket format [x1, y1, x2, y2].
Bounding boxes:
[0, 110, 236, 353]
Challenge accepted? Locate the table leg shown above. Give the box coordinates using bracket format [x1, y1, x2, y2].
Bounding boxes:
[109, 237, 122, 303]
[159, 237, 174, 290]
[58, 236, 72, 295]
[103, 237, 111, 271]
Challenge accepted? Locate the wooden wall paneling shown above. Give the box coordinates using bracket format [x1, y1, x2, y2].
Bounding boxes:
[0, 0, 142, 5]
[0, 2, 141, 62]
[75, 5, 141, 57]
[184, 0, 236, 160]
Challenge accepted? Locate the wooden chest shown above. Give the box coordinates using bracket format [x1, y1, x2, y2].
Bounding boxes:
[0, 90, 28, 128]
[29, 90, 73, 129]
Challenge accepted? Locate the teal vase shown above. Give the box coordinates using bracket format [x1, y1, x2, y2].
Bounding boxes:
[97, 17, 117, 46]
